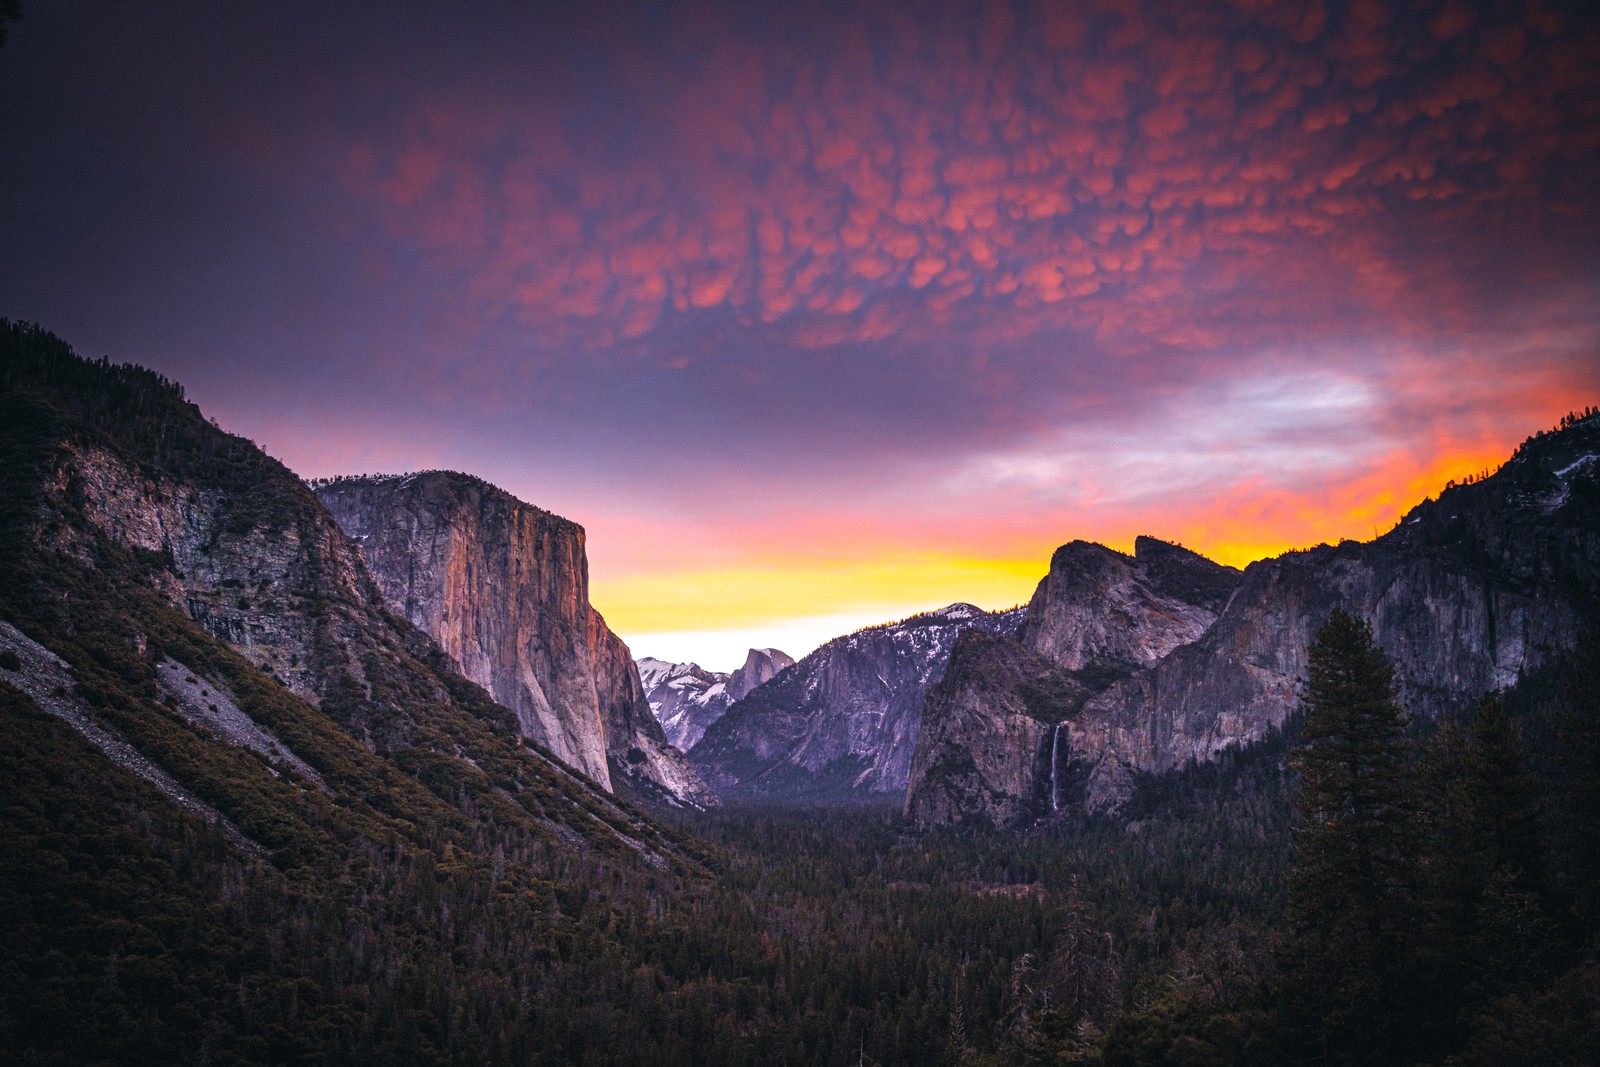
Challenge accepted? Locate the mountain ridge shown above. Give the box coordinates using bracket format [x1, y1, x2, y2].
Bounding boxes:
[905, 410, 1600, 825]
[0, 320, 697, 857]
[639, 646, 795, 752]
[689, 602, 1025, 801]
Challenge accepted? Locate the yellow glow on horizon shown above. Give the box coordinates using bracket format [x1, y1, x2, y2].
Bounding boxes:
[590, 444, 1516, 644]
[590, 554, 1046, 635]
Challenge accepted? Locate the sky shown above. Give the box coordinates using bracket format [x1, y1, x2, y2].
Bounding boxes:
[2, 0, 1597, 671]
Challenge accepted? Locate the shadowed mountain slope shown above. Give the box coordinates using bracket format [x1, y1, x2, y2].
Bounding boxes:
[690, 603, 1023, 801]
[906, 414, 1600, 825]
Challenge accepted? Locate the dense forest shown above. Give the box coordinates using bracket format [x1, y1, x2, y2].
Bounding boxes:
[1, 322, 1597, 1064]
[5, 622, 1595, 1065]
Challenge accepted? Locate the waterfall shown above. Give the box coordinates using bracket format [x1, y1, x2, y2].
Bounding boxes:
[1050, 722, 1062, 812]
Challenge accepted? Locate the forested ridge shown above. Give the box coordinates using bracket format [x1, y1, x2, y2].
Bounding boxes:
[1, 323, 1596, 1064]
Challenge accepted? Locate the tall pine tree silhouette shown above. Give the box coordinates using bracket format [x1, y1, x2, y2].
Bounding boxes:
[1413, 693, 1552, 1060]
[1281, 608, 1418, 1066]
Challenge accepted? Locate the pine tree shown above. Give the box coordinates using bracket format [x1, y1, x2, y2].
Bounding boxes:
[1413, 694, 1551, 1060]
[1555, 626, 1600, 934]
[1280, 608, 1418, 1066]
[1466, 694, 1545, 899]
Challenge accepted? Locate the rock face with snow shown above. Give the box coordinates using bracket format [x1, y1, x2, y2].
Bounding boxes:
[638, 658, 727, 751]
[689, 604, 1024, 801]
[639, 647, 794, 751]
[314, 472, 716, 807]
[906, 414, 1600, 825]
[906, 541, 1241, 826]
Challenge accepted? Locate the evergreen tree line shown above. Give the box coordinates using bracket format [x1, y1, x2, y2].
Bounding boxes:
[1094, 610, 1600, 1066]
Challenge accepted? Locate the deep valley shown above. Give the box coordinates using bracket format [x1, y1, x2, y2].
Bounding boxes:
[3, 322, 1597, 1066]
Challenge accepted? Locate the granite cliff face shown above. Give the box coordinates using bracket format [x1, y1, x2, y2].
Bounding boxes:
[41, 435, 386, 722]
[905, 540, 1240, 826]
[1018, 537, 1240, 679]
[906, 414, 1600, 824]
[314, 473, 715, 807]
[639, 647, 794, 751]
[1068, 415, 1600, 808]
[690, 604, 1023, 800]
[1, 323, 692, 867]
[312, 474, 607, 781]
[728, 647, 794, 702]
[904, 630, 1092, 828]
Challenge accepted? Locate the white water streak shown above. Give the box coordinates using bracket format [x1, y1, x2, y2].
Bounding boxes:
[1050, 722, 1063, 812]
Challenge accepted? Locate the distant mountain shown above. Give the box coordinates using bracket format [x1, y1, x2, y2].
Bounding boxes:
[905, 413, 1600, 827]
[639, 647, 794, 751]
[314, 472, 715, 807]
[689, 603, 1024, 801]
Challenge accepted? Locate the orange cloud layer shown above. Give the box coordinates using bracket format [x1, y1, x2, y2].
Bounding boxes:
[586, 384, 1590, 637]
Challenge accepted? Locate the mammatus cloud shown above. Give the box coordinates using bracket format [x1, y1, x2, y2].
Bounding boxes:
[333, 0, 1598, 366]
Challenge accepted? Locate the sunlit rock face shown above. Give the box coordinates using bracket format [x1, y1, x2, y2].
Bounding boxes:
[640, 647, 795, 752]
[907, 415, 1600, 824]
[314, 472, 716, 807]
[689, 604, 1024, 801]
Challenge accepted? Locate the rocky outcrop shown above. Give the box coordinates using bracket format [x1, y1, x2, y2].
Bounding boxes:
[906, 413, 1600, 824]
[690, 604, 1023, 800]
[314, 472, 715, 807]
[904, 542, 1239, 825]
[639, 647, 794, 751]
[41, 437, 392, 723]
[1018, 537, 1240, 679]
[1069, 415, 1600, 808]
[905, 630, 1093, 828]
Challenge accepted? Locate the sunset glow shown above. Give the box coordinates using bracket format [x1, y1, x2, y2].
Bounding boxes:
[3, 0, 1597, 670]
